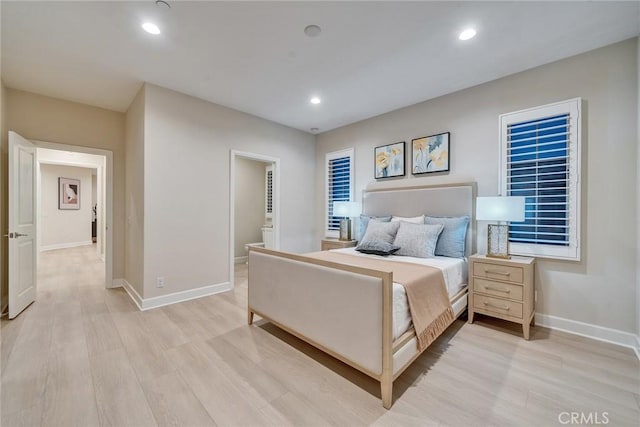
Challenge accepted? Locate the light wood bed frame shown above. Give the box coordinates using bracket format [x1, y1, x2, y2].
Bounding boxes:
[248, 182, 476, 408]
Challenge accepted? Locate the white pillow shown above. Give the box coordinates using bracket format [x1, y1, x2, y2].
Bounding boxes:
[391, 215, 425, 224]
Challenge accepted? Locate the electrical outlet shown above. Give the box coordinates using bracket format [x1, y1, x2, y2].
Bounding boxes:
[156, 277, 165, 288]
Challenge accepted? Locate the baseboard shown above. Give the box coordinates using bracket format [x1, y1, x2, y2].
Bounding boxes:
[114, 279, 144, 310]
[110, 278, 126, 289]
[535, 313, 640, 360]
[40, 241, 93, 252]
[113, 278, 232, 311]
[234, 256, 248, 264]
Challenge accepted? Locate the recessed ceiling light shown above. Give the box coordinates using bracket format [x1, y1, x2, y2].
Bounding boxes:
[304, 25, 322, 38]
[458, 28, 476, 41]
[310, 97, 321, 105]
[155, 0, 171, 9]
[310, 127, 319, 132]
[142, 22, 161, 35]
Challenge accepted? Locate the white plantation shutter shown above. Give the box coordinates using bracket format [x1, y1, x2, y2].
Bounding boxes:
[326, 148, 354, 236]
[265, 165, 273, 219]
[500, 98, 581, 260]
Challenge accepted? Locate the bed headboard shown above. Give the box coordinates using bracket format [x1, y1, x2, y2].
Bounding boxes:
[362, 182, 477, 257]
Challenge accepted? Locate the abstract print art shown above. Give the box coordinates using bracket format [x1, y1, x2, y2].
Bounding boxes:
[374, 141, 405, 179]
[59, 177, 80, 210]
[412, 132, 450, 175]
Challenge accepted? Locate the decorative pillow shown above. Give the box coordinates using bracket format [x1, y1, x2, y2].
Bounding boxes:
[358, 215, 392, 241]
[391, 215, 425, 224]
[359, 220, 401, 245]
[355, 240, 401, 256]
[424, 215, 470, 258]
[393, 222, 444, 258]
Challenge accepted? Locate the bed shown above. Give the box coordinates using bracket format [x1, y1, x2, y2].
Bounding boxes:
[247, 182, 476, 408]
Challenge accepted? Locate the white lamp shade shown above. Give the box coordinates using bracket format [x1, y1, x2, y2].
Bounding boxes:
[333, 201, 362, 218]
[476, 196, 525, 222]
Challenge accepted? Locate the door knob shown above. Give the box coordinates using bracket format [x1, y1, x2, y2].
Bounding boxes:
[3, 232, 28, 238]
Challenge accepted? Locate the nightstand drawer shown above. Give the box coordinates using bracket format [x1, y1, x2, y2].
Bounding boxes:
[473, 262, 524, 283]
[473, 294, 523, 319]
[473, 278, 523, 301]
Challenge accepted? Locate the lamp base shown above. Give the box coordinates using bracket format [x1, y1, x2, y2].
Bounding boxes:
[339, 218, 352, 241]
[486, 224, 511, 259]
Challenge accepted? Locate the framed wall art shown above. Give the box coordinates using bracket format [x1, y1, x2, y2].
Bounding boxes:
[411, 132, 450, 175]
[374, 141, 405, 179]
[59, 177, 80, 210]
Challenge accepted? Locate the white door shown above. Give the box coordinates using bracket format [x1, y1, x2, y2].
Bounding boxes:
[7, 131, 37, 319]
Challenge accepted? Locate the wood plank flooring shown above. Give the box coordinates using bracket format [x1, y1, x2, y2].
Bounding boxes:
[1, 245, 639, 426]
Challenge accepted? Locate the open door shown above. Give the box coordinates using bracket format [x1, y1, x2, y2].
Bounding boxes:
[7, 131, 37, 319]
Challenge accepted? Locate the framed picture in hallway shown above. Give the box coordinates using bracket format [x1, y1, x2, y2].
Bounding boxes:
[59, 177, 80, 210]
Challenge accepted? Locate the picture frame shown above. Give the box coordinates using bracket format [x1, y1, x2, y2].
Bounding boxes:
[411, 132, 450, 175]
[59, 177, 80, 210]
[374, 141, 405, 179]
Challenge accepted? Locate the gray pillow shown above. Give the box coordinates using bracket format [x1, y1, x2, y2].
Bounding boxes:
[393, 222, 444, 258]
[359, 220, 400, 245]
[424, 216, 470, 258]
[355, 240, 400, 256]
[358, 215, 392, 241]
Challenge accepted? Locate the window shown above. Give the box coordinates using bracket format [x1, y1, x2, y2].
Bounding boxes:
[500, 98, 581, 260]
[326, 148, 354, 237]
[265, 165, 273, 219]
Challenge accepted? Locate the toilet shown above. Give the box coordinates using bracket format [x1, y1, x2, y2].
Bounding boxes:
[245, 224, 274, 253]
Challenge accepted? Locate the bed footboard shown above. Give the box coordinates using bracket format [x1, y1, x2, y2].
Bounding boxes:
[248, 246, 394, 408]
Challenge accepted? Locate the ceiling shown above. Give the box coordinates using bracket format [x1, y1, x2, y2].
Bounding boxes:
[2, 1, 639, 133]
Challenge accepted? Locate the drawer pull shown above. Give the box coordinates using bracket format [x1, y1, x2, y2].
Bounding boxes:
[483, 301, 510, 310]
[485, 269, 511, 276]
[484, 286, 510, 294]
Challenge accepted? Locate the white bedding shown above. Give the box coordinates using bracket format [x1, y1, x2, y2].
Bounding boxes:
[331, 248, 467, 340]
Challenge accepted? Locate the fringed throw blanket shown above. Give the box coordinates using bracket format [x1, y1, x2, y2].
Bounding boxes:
[306, 251, 454, 351]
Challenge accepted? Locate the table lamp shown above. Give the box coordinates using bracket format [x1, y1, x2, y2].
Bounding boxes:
[333, 201, 362, 241]
[476, 196, 525, 259]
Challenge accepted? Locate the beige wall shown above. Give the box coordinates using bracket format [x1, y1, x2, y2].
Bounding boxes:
[316, 39, 639, 334]
[39, 164, 92, 248]
[142, 84, 316, 299]
[234, 158, 267, 258]
[124, 87, 145, 295]
[4, 89, 126, 282]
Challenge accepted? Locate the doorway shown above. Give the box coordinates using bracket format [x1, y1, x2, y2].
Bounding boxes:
[229, 150, 280, 288]
[34, 141, 113, 289]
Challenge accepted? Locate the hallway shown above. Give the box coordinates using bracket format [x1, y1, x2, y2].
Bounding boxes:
[38, 244, 105, 297]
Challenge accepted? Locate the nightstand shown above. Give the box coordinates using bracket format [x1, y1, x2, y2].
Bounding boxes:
[321, 238, 357, 251]
[468, 254, 535, 339]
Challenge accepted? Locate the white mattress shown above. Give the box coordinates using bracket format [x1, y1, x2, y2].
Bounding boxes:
[331, 248, 468, 340]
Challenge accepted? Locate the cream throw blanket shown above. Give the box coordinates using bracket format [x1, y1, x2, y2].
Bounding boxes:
[307, 251, 455, 351]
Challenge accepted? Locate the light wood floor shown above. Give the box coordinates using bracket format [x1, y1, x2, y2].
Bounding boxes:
[1, 245, 639, 426]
